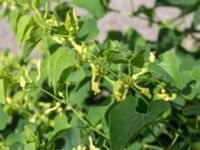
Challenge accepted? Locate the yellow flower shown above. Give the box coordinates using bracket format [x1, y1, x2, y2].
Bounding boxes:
[156, 93, 170, 101]
[19, 76, 26, 88]
[89, 136, 100, 150]
[140, 87, 152, 99]
[134, 83, 152, 99]
[91, 64, 101, 95]
[92, 82, 101, 95]
[46, 18, 59, 26]
[52, 36, 65, 44]
[132, 67, 148, 80]
[115, 92, 123, 102]
[156, 92, 177, 101]
[149, 52, 155, 63]
[33, 59, 41, 81]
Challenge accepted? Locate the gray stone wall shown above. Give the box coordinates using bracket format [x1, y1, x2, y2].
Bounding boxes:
[0, 0, 192, 52]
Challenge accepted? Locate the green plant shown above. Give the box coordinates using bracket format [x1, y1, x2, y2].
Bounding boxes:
[1, 0, 200, 150]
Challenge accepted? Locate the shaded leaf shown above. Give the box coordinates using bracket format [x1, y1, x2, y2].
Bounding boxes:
[183, 104, 200, 116]
[193, 5, 200, 26]
[109, 96, 170, 150]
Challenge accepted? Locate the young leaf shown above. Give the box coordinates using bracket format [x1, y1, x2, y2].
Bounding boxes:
[49, 47, 76, 90]
[16, 15, 32, 45]
[6, 132, 25, 145]
[0, 106, 8, 130]
[149, 51, 185, 89]
[78, 18, 99, 41]
[66, 68, 86, 83]
[72, 0, 105, 19]
[25, 142, 35, 150]
[48, 114, 70, 143]
[9, 10, 20, 33]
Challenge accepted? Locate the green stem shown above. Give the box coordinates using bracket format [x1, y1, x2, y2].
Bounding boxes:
[161, 120, 191, 146]
[40, 88, 109, 139]
[168, 133, 179, 149]
[40, 88, 61, 101]
[69, 106, 109, 139]
[147, 126, 164, 148]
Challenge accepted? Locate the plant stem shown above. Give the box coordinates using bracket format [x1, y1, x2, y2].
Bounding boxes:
[40, 87, 109, 140]
[69, 106, 109, 139]
[160, 120, 191, 146]
[147, 126, 164, 148]
[41, 88, 61, 101]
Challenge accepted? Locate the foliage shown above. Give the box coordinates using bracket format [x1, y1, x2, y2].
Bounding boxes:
[1, 0, 200, 149]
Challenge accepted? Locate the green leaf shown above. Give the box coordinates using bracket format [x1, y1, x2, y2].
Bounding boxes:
[6, 132, 25, 146]
[54, 114, 70, 131]
[183, 104, 200, 116]
[49, 47, 76, 90]
[9, 10, 20, 33]
[0, 105, 8, 130]
[66, 68, 86, 83]
[23, 39, 41, 59]
[78, 18, 99, 41]
[16, 15, 32, 45]
[87, 102, 111, 126]
[23, 26, 43, 58]
[149, 51, 185, 89]
[109, 96, 170, 150]
[24, 124, 36, 143]
[48, 114, 70, 142]
[25, 143, 35, 150]
[193, 6, 200, 26]
[106, 50, 128, 64]
[182, 67, 200, 99]
[131, 50, 145, 68]
[72, 0, 105, 19]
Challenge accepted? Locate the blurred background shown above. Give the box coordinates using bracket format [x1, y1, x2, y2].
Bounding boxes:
[1, 0, 200, 54]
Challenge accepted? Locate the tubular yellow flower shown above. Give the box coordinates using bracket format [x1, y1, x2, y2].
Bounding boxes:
[132, 67, 148, 80]
[134, 83, 152, 99]
[33, 59, 41, 81]
[89, 136, 100, 150]
[140, 87, 152, 99]
[24, 68, 33, 83]
[149, 52, 156, 63]
[92, 82, 101, 95]
[52, 36, 65, 44]
[91, 64, 101, 95]
[19, 76, 26, 88]
[115, 92, 123, 102]
[156, 93, 170, 101]
[156, 92, 177, 101]
[46, 18, 59, 26]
